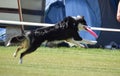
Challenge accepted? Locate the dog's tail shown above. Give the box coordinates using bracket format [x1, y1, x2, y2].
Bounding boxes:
[10, 36, 26, 43]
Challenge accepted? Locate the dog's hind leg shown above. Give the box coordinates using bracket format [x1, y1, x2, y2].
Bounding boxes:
[13, 39, 30, 57]
[13, 46, 24, 57]
[19, 45, 39, 64]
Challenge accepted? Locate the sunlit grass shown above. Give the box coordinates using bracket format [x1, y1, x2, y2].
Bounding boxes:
[0, 46, 120, 76]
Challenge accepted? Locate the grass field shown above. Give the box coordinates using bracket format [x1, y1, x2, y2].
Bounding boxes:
[0, 46, 120, 76]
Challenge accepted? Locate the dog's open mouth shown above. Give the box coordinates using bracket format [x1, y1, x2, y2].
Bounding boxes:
[83, 26, 98, 38]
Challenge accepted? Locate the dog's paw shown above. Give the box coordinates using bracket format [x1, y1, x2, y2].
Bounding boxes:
[19, 58, 22, 64]
[6, 42, 11, 46]
[81, 39, 97, 45]
[13, 53, 17, 57]
[89, 40, 97, 44]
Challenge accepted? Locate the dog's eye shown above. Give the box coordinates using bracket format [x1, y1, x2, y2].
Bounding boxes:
[81, 20, 87, 25]
[82, 22, 87, 25]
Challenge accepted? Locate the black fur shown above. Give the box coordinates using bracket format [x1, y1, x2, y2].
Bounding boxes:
[12, 16, 87, 63]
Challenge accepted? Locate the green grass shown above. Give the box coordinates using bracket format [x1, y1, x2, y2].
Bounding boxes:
[0, 46, 120, 76]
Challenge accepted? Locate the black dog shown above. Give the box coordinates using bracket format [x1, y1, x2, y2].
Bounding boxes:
[10, 16, 97, 64]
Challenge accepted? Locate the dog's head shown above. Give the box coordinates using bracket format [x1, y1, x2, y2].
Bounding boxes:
[75, 16, 98, 38]
[75, 16, 87, 26]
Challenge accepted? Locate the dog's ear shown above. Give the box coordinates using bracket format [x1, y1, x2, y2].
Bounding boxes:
[81, 16, 84, 19]
[76, 15, 84, 20]
[76, 16, 87, 25]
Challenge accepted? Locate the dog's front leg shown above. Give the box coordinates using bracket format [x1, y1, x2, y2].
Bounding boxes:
[65, 38, 85, 48]
[66, 38, 97, 48]
[79, 39, 97, 45]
